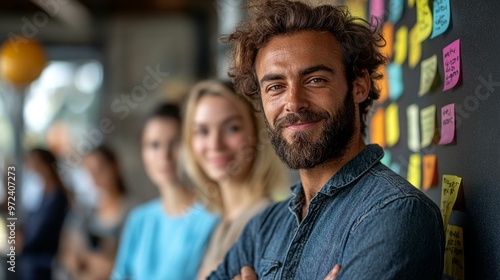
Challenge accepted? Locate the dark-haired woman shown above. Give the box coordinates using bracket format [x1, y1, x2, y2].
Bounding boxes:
[60, 145, 132, 280]
[111, 103, 218, 280]
[20, 148, 70, 280]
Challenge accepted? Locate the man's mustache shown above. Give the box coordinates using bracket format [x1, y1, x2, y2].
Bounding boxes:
[274, 110, 329, 129]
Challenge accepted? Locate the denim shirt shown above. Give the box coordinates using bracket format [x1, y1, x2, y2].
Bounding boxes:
[208, 144, 445, 280]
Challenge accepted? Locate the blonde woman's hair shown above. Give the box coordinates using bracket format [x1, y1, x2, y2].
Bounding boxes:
[182, 80, 288, 214]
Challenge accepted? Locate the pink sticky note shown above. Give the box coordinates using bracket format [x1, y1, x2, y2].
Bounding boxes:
[443, 39, 461, 91]
[370, 0, 385, 25]
[439, 103, 455, 145]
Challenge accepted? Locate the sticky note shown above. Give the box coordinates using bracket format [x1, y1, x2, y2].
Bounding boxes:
[444, 225, 465, 280]
[443, 39, 461, 91]
[420, 104, 437, 147]
[439, 103, 455, 145]
[440, 174, 462, 228]
[389, 0, 404, 23]
[394, 26, 408, 65]
[346, 0, 367, 20]
[385, 103, 400, 147]
[422, 154, 438, 191]
[408, 0, 415, 8]
[390, 162, 401, 174]
[370, 107, 386, 147]
[416, 0, 433, 42]
[381, 23, 394, 59]
[381, 149, 391, 166]
[418, 55, 438, 96]
[431, 0, 451, 38]
[388, 63, 404, 101]
[378, 65, 389, 102]
[409, 24, 422, 69]
[370, 0, 385, 25]
[407, 104, 420, 152]
[407, 153, 421, 189]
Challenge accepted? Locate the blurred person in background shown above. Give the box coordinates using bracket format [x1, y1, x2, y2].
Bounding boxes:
[111, 103, 218, 280]
[182, 80, 288, 279]
[19, 148, 70, 280]
[60, 145, 131, 280]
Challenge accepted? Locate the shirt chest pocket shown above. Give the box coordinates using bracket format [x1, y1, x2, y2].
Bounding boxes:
[258, 258, 282, 280]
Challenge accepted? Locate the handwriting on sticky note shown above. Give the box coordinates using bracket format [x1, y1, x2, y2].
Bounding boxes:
[419, 55, 438, 96]
[443, 39, 461, 91]
[388, 63, 404, 101]
[420, 105, 437, 147]
[407, 104, 420, 152]
[409, 24, 422, 69]
[370, 107, 385, 147]
[407, 153, 421, 189]
[394, 26, 408, 65]
[389, 0, 404, 23]
[431, 0, 451, 38]
[416, 0, 433, 42]
[439, 103, 455, 145]
[381, 23, 394, 59]
[422, 154, 437, 191]
[385, 103, 400, 147]
[440, 174, 462, 229]
[444, 225, 465, 280]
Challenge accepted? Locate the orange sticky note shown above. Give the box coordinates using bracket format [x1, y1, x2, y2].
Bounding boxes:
[381, 23, 394, 59]
[422, 154, 438, 191]
[370, 107, 386, 148]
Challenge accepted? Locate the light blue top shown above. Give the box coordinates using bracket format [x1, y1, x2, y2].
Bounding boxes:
[111, 199, 218, 280]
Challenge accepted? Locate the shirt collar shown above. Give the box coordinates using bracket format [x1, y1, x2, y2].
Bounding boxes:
[290, 144, 384, 197]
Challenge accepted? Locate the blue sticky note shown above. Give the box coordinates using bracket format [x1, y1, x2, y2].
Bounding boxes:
[389, 0, 404, 23]
[388, 63, 404, 101]
[381, 150, 392, 167]
[390, 162, 401, 175]
[431, 0, 451, 38]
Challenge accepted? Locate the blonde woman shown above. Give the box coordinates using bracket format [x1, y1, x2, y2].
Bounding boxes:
[182, 80, 288, 279]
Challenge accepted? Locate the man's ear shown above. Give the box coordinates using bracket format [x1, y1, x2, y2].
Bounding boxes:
[352, 69, 371, 104]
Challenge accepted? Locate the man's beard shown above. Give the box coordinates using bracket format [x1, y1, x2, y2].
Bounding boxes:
[265, 90, 356, 170]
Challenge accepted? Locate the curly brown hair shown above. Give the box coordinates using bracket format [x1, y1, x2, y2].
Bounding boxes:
[221, 0, 387, 136]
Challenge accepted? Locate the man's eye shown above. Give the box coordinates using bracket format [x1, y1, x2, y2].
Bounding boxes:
[268, 84, 284, 92]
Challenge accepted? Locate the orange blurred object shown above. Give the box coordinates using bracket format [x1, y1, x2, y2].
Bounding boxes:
[0, 36, 47, 86]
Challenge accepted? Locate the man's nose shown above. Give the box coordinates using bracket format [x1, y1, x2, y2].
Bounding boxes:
[284, 84, 310, 113]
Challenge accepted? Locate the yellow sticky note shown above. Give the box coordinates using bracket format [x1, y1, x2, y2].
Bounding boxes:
[408, 0, 416, 8]
[385, 103, 400, 147]
[420, 104, 437, 147]
[418, 55, 438, 96]
[444, 225, 465, 280]
[409, 24, 422, 69]
[407, 153, 421, 189]
[381, 23, 394, 59]
[422, 154, 437, 191]
[394, 26, 408, 65]
[407, 104, 420, 152]
[370, 107, 386, 147]
[440, 175, 462, 228]
[416, 0, 433, 42]
[346, 0, 367, 21]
